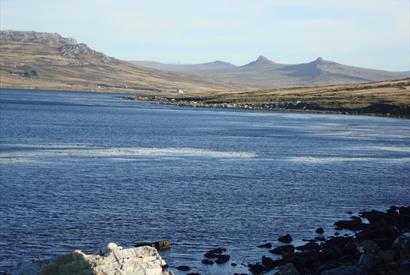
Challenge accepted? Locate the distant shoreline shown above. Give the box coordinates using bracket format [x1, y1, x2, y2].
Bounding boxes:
[1, 86, 409, 119]
[123, 95, 410, 120]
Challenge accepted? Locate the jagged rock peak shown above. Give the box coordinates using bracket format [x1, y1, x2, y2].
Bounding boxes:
[255, 55, 271, 62]
[315, 57, 324, 63]
[311, 57, 335, 65]
[0, 30, 78, 46]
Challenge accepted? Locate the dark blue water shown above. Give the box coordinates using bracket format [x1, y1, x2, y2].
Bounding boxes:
[1, 89, 409, 274]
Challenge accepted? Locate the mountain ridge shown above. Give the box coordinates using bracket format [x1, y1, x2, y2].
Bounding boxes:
[0, 30, 247, 93]
[131, 55, 409, 87]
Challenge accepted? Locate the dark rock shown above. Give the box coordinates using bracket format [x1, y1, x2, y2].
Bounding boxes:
[377, 249, 400, 263]
[270, 245, 295, 256]
[248, 263, 265, 274]
[134, 240, 171, 250]
[278, 234, 293, 243]
[315, 236, 326, 241]
[318, 263, 340, 273]
[215, 255, 230, 264]
[321, 265, 362, 275]
[283, 250, 320, 273]
[336, 254, 355, 263]
[358, 240, 380, 254]
[400, 260, 410, 274]
[208, 247, 226, 254]
[176, 265, 191, 271]
[323, 236, 353, 250]
[257, 242, 272, 248]
[341, 239, 358, 257]
[201, 259, 213, 265]
[360, 209, 388, 223]
[399, 206, 410, 216]
[204, 247, 226, 258]
[276, 263, 300, 275]
[187, 273, 200, 275]
[393, 232, 410, 249]
[296, 242, 320, 252]
[316, 227, 324, 234]
[356, 226, 400, 249]
[231, 262, 237, 266]
[320, 237, 358, 263]
[350, 216, 362, 222]
[334, 219, 367, 231]
[358, 253, 381, 269]
[261, 256, 284, 270]
[320, 246, 344, 262]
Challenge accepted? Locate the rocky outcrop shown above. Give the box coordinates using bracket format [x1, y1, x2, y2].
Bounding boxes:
[0, 30, 115, 65]
[58, 43, 113, 64]
[0, 30, 77, 47]
[13, 242, 172, 275]
[248, 206, 410, 274]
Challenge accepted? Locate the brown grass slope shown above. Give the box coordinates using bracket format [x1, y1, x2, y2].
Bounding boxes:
[0, 30, 248, 93]
[146, 78, 410, 117]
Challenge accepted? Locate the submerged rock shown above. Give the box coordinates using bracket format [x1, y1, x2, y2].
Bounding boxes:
[278, 234, 293, 243]
[257, 242, 272, 248]
[270, 245, 295, 256]
[203, 247, 226, 258]
[13, 242, 171, 275]
[215, 255, 230, 264]
[135, 240, 172, 251]
[316, 227, 324, 234]
[176, 265, 190, 271]
[201, 259, 213, 265]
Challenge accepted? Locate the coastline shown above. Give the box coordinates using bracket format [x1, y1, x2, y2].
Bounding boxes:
[123, 95, 410, 120]
[8, 206, 410, 275]
[1, 86, 409, 119]
[2, 77, 410, 119]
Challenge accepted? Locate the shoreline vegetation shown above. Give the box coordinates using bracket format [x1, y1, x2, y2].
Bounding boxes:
[122, 78, 410, 119]
[9, 206, 410, 275]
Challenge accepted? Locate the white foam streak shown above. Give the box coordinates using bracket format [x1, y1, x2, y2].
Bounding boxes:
[287, 156, 410, 164]
[0, 146, 257, 164]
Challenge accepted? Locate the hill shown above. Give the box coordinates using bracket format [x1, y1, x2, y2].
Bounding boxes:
[132, 56, 409, 88]
[130, 60, 236, 72]
[0, 30, 245, 93]
[132, 78, 410, 118]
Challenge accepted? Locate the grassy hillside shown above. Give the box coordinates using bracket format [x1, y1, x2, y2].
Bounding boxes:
[133, 79, 410, 118]
[0, 31, 248, 94]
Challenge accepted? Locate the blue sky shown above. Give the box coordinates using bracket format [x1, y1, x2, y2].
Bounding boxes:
[1, 0, 409, 71]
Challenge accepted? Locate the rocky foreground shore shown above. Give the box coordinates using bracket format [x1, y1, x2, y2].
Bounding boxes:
[246, 206, 410, 275]
[8, 206, 410, 275]
[11, 243, 172, 275]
